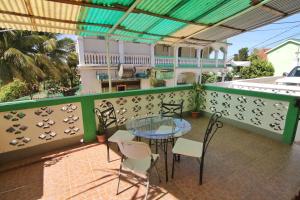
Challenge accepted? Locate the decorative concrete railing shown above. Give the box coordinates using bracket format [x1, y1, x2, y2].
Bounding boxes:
[0, 85, 298, 163]
[154, 56, 174, 67]
[124, 55, 150, 65]
[84, 53, 120, 65]
[178, 57, 197, 66]
[83, 53, 225, 68]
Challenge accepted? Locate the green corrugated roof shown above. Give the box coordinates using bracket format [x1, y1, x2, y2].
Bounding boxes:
[137, 0, 182, 15]
[121, 13, 161, 32]
[170, 0, 224, 21]
[75, 0, 260, 43]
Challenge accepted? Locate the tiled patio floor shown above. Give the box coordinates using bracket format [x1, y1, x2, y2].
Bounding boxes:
[1, 117, 300, 200]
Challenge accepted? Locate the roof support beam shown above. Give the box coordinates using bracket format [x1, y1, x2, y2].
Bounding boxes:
[108, 0, 142, 34]
[262, 4, 288, 16]
[23, 0, 37, 31]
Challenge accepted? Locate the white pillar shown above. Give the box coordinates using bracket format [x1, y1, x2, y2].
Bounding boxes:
[150, 44, 155, 67]
[196, 48, 203, 83]
[214, 49, 219, 68]
[77, 36, 85, 65]
[118, 40, 124, 64]
[105, 36, 112, 92]
[222, 50, 228, 82]
[173, 46, 178, 86]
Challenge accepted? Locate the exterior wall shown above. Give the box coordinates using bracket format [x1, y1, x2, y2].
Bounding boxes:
[83, 37, 119, 54]
[79, 68, 102, 94]
[155, 45, 174, 56]
[267, 42, 300, 76]
[124, 42, 150, 55]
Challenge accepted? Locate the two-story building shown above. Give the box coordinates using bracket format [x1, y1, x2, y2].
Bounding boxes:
[77, 36, 228, 94]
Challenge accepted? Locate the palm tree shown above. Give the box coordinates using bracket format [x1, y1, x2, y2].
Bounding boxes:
[0, 30, 75, 85]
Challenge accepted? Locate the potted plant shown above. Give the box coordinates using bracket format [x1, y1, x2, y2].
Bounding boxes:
[96, 120, 106, 143]
[191, 77, 206, 118]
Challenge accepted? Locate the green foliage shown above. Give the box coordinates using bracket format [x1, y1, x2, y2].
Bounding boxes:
[201, 72, 218, 83]
[0, 79, 28, 102]
[240, 59, 274, 79]
[233, 47, 249, 61]
[193, 77, 206, 112]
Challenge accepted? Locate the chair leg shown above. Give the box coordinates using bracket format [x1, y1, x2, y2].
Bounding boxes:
[116, 164, 122, 195]
[144, 176, 150, 200]
[199, 159, 204, 185]
[154, 165, 161, 183]
[155, 140, 158, 154]
[107, 141, 110, 163]
[171, 154, 175, 179]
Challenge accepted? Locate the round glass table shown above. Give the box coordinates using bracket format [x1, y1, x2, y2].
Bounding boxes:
[126, 115, 191, 181]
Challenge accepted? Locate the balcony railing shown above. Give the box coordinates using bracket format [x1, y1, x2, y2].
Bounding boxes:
[82, 53, 224, 68]
[0, 85, 298, 163]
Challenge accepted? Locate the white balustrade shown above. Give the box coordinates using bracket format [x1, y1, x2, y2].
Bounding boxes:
[155, 57, 174, 66]
[124, 55, 150, 65]
[178, 57, 197, 66]
[84, 53, 120, 65]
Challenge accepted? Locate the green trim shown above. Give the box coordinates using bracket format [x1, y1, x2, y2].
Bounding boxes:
[282, 99, 300, 144]
[81, 96, 97, 142]
[266, 40, 300, 54]
[204, 85, 297, 102]
[154, 55, 174, 58]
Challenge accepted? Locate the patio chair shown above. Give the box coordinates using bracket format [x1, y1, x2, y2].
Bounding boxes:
[94, 102, 135, 162]
[161, 100, 184, 119]
[116, 141, 161, 200]
[171, 112, 223, 185]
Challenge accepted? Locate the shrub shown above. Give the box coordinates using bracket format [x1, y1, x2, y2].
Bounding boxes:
[0, 79, 28, 102]
[240, 59, 274, 79]
[201, 72, 218, 83]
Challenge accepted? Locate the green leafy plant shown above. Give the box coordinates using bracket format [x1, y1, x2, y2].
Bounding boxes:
[201, 72, 218, 83]
[0, 79, 28, 102]
[192, 77, 206, 112]
[240, 59, 274, 79]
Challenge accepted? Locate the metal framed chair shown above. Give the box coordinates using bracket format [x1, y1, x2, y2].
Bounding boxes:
[116, 141, 161, 200]
[161, 100, 184, 119]
[171, 112, 223, 185]
[94, 102, 135, 162]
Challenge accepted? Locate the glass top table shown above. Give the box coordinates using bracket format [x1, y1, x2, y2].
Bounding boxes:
[126, 115, 191, 139]
[126, 115, 191, 182]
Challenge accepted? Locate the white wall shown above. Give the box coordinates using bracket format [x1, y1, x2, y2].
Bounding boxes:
[124, 42, 150, 55]
[267, 42, 300, 76]
[83, 37, 119, 54]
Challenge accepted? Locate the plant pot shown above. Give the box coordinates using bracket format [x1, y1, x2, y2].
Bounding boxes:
[191, 111, 200, 118]
[96, 135, 106, 143]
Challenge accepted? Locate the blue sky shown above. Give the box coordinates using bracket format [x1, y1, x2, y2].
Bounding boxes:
[227, 12, 300, 58]
[61, 12, 300, 59]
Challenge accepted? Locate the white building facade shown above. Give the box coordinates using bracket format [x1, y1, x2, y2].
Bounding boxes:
[77, 36, 229, 94]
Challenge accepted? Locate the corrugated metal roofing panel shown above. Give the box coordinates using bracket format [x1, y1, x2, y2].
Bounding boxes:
[0, 0, 27, 14]
[30, 0, 80, 21]
[137, 0, 181, 15]
[35, 19, 77, 30]
[223, 6, 281, 30]
[120, 13, 160, 32]
[193, 26, 240, 41]
[36, 26, 75, 34]
[0, 22, 33, 31]
[79, 25, 110, 33]
[171, 24, 206, 38]
[170, 0, 223, 21]
[78, 8, 123, 25]
[196, 0, 251, 24]
[266, 0, 300, 13]
[148, 19, 186, 36]
[0, 14, 31, 24]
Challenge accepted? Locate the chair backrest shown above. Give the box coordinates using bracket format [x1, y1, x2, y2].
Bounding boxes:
[161, 100, 184, 118]
[94, 102, 118, 129]
[201, 112, 223, 158]
[117, 141, 152, 160]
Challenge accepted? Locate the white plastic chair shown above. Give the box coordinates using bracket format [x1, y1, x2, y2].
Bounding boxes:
[116, 141, 161, 200]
